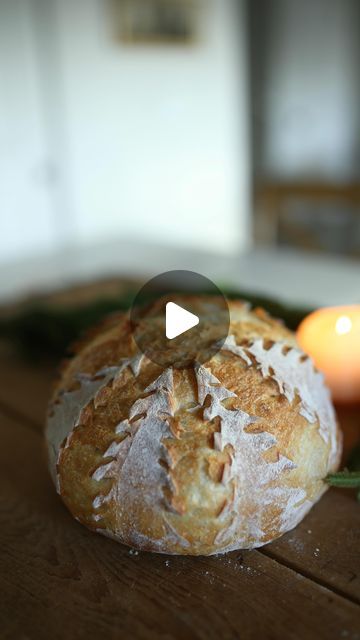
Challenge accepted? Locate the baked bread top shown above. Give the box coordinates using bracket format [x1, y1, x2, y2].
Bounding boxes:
[46, 297, 341, 555]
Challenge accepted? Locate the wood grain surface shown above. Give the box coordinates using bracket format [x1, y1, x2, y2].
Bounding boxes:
[0, 349, 359, 640]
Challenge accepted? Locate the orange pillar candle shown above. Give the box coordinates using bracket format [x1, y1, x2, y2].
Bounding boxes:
[297, 305, 360, 403]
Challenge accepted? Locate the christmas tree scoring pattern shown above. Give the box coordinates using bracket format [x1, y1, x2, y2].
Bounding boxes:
[91, 368, 193, 549]
[90, 360, 308, 551]
[194, 364, 301, 548]
[221, 336, 338, 467]
[51, 336, 335, 551]
[91, 368, 174, 507]
[47, 354, 145, 491]
[47, 366, 118, 490]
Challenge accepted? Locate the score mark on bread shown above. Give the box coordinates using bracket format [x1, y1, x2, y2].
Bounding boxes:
[46, 298, 341, 555]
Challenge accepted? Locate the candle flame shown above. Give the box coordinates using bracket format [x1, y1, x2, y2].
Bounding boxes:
[335, 315, 352, 335]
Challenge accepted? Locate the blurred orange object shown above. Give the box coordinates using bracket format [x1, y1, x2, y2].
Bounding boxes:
[297, 305, 360, 403]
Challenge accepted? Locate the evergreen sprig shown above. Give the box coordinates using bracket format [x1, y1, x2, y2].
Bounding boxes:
[0, 287, 310, 360]
[325, 470, 360, 501]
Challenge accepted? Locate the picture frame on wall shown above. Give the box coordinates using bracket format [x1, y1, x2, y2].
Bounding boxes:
[112, 0, 198, 44]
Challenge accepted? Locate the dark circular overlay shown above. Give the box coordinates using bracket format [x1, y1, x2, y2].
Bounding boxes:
[130, 270, 230, 368]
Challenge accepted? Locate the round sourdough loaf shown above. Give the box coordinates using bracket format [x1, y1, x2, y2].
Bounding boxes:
[46, 296, 342, 555]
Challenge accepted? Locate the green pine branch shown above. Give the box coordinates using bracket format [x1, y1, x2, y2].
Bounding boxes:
[325, 470, 360, 501]
[0, 287, 310, 360]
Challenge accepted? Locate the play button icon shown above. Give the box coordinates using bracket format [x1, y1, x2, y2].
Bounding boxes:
[165, 302, 199, 339]
[130, 270, 230, 368]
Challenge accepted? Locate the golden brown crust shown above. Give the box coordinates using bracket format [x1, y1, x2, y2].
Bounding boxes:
[46, 297, 342, 555]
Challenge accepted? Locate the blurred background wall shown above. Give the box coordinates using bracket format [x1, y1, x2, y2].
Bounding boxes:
[1, 0, 360, 304]
[250, 0, 360, 255]
[0, 0, 250, 267]
[250, 0, 360, 181]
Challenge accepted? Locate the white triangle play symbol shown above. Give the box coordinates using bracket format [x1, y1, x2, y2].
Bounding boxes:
[165, 302, 199, 340]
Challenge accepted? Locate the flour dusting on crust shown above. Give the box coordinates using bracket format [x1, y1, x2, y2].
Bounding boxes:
[220, 334, 253, 365]
[91, 368, 174, 504]
[194, 365, 300, 549]
[46, 297, 341, 555]
[46, 354, 146, 491]
[222, 336, 337, 466]
[91, 368, 190, 549]
[46, 366, 118, 489]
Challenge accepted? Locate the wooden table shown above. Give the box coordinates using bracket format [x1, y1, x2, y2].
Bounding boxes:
[0, 348, 359, 640]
